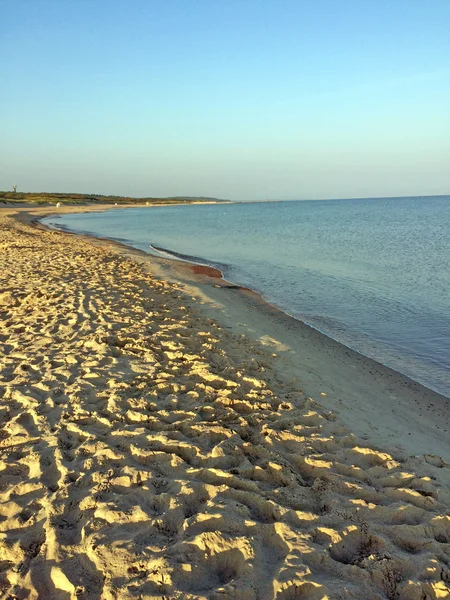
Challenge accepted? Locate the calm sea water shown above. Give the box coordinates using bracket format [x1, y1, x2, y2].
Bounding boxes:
[43, 196, 450, 398]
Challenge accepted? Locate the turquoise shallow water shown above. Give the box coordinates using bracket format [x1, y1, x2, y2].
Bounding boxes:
[43, 196, 450, 398]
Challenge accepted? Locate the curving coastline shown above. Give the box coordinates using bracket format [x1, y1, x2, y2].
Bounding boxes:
[1, 204, 449, 599]
[41, 203, 450, 401]
[37, 207, 450, 454]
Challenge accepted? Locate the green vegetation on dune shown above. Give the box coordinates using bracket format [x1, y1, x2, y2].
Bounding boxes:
[0, 191, 226, 205]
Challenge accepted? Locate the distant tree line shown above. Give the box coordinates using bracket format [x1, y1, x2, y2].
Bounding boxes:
[0, 191, 225, 205]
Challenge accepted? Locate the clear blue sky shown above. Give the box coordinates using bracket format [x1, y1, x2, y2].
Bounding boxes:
[1, 0, 449, 200]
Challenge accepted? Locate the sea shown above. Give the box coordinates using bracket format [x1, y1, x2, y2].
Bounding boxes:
[42, 196, 450, 399]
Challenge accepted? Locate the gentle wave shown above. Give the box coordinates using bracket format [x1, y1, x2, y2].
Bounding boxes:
[149, 243, 229, 274]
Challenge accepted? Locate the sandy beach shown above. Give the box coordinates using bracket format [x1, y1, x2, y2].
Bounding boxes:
[1, 207, 449, 600]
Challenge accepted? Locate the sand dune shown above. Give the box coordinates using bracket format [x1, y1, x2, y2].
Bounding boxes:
[0, 211, 449, 599]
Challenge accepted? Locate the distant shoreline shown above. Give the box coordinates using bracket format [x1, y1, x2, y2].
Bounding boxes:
[1, 190, 448, 208]
[0, 190, 230, 208]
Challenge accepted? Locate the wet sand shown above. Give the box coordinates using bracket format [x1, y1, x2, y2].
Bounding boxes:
[0, 206, 449, 599]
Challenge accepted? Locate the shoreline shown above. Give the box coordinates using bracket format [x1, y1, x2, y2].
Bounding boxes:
[34, 206, 450, 462]
[40, 204, 450, 403]
[142, 239, 450, 401]
[1, 204, 450, 599]
[138, 248, 450, 461]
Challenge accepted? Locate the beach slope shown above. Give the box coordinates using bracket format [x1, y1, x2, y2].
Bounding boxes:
[0, 211, 449, 599]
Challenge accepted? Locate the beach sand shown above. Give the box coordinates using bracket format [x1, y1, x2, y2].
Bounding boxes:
[0, 207, 449, 599]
